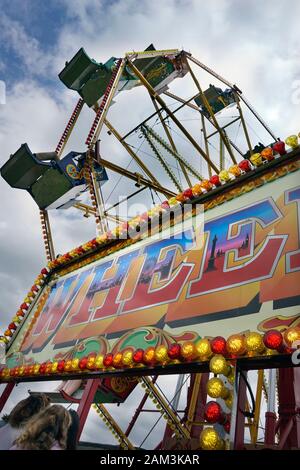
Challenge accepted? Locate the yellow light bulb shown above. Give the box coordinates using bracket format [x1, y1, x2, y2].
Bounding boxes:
[95, 354, 104, 369]
[285, 135, 298, 149]
[250, 153, 262, 166]
[209, 354, 229, 375]
[168, 197, 178, 206]
[219, 170, 230, 183]
[207, 377, 225, 398]
[71, 358, 79, 370]
[181, 341, 196, 360]
[192, 183, 203, 196]
[195, 338, 212, 360]
[113, 352, 123, 368]
[283, 327, 300, 347]
[245, 332, 264, 356]
[200, 427, 224, 450]
[154, 345, 169, 363]
[226, 334, 246, 356]
[64, 359, 72, 371]
[122, 349, 134, 367]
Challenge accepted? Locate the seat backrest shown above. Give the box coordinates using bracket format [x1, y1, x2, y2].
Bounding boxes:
[30, 167, 73, 209]
[0, 144, 51, 189]
[59, 47, 101, 91]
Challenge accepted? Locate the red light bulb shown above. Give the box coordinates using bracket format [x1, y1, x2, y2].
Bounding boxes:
[273, 141, 286, 155]
[133, 349, 144, 363]
[168, 343, 181, 360]
[39, 363, 47, 374]
[57, 360, 65, 372]
[211, 336, 227, 355]
[204, 401, 222, 423]
[238, 159, 252, 172]
[263, 330, 283, 350]
[183, 188, 193, 200]
[210, 175, 221, 187]
[103, 353, 114, 367]
[79, 357, 88, 370]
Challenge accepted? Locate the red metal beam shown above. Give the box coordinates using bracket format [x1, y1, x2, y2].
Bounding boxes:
[265, 411, 277, 446]
[125, 376, 158, 437]
[278, 367, 300, 449]
[0, 382, 14, 413]
[76, 378, 101, 439]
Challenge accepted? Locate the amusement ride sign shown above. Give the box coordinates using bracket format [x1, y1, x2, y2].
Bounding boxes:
[5, 160, 300, 372]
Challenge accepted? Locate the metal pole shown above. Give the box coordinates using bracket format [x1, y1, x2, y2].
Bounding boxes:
[190, 373, 209, 439]
[250, 369, 264, 445]
[206, 117, 241, 139]
[141, 125, 183, 192]
[164, 90, 200, 111]
[121, 92, 201, 141]
[77, 378, 101, 440]
[149, 95, 192, 187]
[166, 91, 244, 157]
[125, 376, 158, 437]
[185, 52, 234, 89]
[233, 92, 253, 156]
[99, 156, 176, 198]
[126, 57, 219, 173]
[186, 52, 278, 149]
[265, 368, 277, 446]
[236, 92, 278, 142]
[171, 373, 185, 413]
[201, 114, 212, 178]
[220, 134, 224, 170]
[89, 60, 126, 146]
[185, 56, 237, 165]
[104, 119, 162, 186]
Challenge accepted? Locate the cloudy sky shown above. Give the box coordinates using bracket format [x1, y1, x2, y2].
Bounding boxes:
[0, 0, 299, 447]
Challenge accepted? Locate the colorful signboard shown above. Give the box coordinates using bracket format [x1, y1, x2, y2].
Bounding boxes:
[6, 163, 300, 372]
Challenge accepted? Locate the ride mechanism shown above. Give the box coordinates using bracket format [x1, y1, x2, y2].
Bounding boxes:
[0, 44, 300, 450]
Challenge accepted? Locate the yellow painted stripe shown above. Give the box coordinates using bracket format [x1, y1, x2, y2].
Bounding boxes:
[125, 48, 179, 57]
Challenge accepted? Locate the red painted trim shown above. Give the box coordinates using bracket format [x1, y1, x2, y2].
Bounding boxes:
[125, 376, 157, 437]
[60, 389, 81, 404]
[265, 411, 277, 445]
[0, 382, 15, 413]
[76, 378, 101, 440]
[278, 367, 300, 449]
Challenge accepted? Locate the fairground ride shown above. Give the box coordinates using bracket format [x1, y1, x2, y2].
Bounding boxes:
[0, 45, 299, 450]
